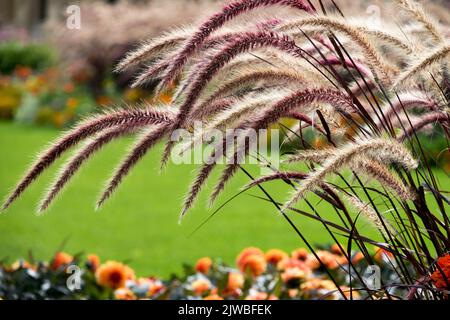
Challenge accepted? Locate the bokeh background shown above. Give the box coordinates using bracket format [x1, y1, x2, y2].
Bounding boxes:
[0, 0, 448, 276]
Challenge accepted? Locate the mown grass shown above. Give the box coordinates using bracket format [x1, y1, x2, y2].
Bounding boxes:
[0, 121, 447, 276]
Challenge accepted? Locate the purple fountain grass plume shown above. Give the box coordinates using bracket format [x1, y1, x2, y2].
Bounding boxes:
[180, 125, 251, 219]
[188, 98, 235, 123]
[377, 92, 439, 129]
[318, 55, 373, 79]
[398, 112, 450, 141]
[284, 148, 334, 164]
[159, 31, 315, 169]
[156, 0, 315, 92]
[192, 69, 306, 114]
[277, 16, 400, 85]
[244, 171, 308, 189]
[181, 88, 351, 214]
[393, 44, 450, 89]
[341, 193, 396, 237]
[354, 159, 416, 201]
[115, 26, 196, 73]
[284, 148, 415, 200]
[208, 88, 354, 205]
[281, 138, 418, 212]
[96, 124, 171, 209]
[39, 109, 176, 212]
[286, 111, 327, 135]
[133, 32, 241, 88]
[396, 0, 444, 44]
[2, 107, 172, 210]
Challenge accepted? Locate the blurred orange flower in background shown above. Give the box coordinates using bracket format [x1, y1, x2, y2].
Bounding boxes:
[265, 249, 288, 265]
[236, 247, 265, 274]
[291, 248, 309, 262]
[238, 253, 267, 277]
[95, 261, 135, 289]
[86, 254, 100, 272]
[195, 257, 212, 274]
[50, 252, 73, 271]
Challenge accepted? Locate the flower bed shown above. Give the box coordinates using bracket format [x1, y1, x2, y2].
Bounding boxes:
[1, 246, 448, 300]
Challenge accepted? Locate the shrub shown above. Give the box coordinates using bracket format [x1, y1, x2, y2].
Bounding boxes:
[0, 42, 56, 75]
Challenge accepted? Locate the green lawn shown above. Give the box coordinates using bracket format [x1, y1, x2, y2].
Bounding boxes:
[0, 122, 447, 276]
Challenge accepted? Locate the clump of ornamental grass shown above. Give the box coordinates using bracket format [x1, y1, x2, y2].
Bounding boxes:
[3, 0, 449, 300]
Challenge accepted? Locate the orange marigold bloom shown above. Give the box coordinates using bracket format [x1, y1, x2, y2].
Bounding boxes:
[431, 254, 450, 290]
[191, 278, 211, 295]
[291, 248, 309, 261]
[239, 254, 267, 277]
[114, 288, 136, 300]
[50, 252, 73, 271]
[236, 247, 264, 269]
[281, 267, 307, 283]
[204, 294, 224, 300]
[265, 249, 288, 265]
[95, 261, 135, 289]
[87, 254, 100, 272]
[195, 257, 212, 274]
[309, 250, 340, 270]
[227, 272, 245, 291]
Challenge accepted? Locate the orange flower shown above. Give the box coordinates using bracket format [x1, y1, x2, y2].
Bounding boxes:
[95, 261, 135, 289]
[191, 278, 211, 295]
[63, 82, 75, 93]
[236, 247, 264, 269]
[277, 257, 310, 272]
[431, 254, 450, 289]
[66, 97, 79, 111]
[281, 267, 307, 284]
[265, 249, 288, 265]
[14, 66, 32, 80]
[195, 257, 212, 274]
[87, 254, 100, 272]
[114, 288, 136, 300]
[309, 250, 340, 270]
[291, 248, 309, 262]
[227, 272, 245, 291]
[204, 294, 224, 300]
[239, 254, 267, 277]
[50, 252, 73, 271]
